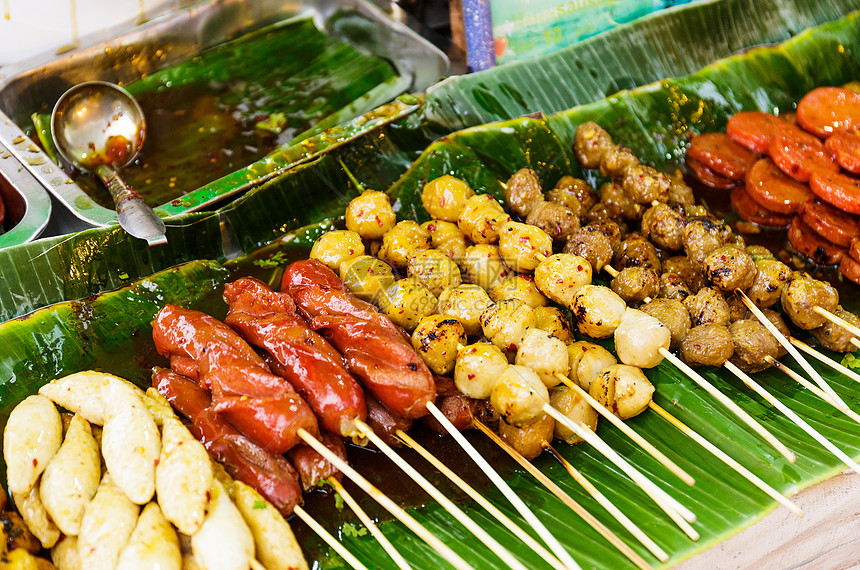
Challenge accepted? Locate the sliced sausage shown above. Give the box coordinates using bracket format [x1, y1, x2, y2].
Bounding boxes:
[788, 216, 845, 265]
[797, 86, 860, 138]
[745, 157, 813, 214]
[809, 169, 860, 214]
[825, 130, 860, 173]
[799, 199, 860, 247]
[839, 254, 860, 285]
[687, 157, 735, 189]
[726, 111, 791, 154]
[687, 132, 757, 180]
[770, 129, 839, 182]
[730, 184, 792, 228]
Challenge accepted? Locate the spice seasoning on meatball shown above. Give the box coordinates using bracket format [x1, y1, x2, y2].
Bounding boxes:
[728, 319, 779, 373]
[642, 203, 686, 252]
[504, 168, 545, 219]
[684, 287, 731, 327]
[680, 324, 734, 367]
[574, 122, 614, 169]
[704, 245, 758, 291]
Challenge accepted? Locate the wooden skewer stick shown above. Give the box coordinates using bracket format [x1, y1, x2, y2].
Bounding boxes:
[739, 291, 847, 410]
[852, 338, 860, 351]
[294, 505, 369, 570]
[542, 403, 698, 536]
[353, 419, 528, 570]
[814, 306, 860, 339]
[604, 265, 619, 278]
[723, 361, 860, 476]
[395, 430, 568, 570]
[791, 337, 860, 386]
[647, 402, 803, 517]
[250, 560, 266, 570]
[544, 443, 667, 564]
[327, 477, 411, 570]
[555, 373, 695, 486]
[658, 347, 796, 463]
[296, 429, 472, 570]
[765, 356, 860, 428]
[472, 421, 657, 569]
[425, 402, 584, 570]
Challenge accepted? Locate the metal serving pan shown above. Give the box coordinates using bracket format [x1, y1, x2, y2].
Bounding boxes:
[0, 0, 448, 230]
[0, 140, 52, 247]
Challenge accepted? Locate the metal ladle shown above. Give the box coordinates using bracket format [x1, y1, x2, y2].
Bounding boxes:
[52, 81, 167, 246]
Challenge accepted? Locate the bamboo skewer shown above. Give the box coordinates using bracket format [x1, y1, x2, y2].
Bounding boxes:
[739, 291, 847, 410]
[294, 505, 369, 570]
[790, 337, 860, 386]
[472, 421, 656, 570]
[852, 338, 860, 351]
[647, 402, 803, 516]
[327, 477, 411, 570]
[425, 402, 584, 570]
[765, 356, 860, 428]
[658, 348, 796, 463]
[814, 306, 860, 339]
[542, 403, 700, 540]
[723, 361, 860, 476]
[296, 429, 472, 570]
[394, 430, 568, 570]
[353, 419, 528, 570]
[555, 373, 695, 486]
[544, 443, 668, 563]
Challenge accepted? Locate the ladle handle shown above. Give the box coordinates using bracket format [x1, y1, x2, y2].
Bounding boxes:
[96, 165, 167, 246]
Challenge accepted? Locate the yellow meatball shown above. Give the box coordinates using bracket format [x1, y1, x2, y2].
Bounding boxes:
[421, 175, 476, 222]
[339, 255, 395, 303]
[491, 365, 549, 427]
[549, 386, 598, 445]
[345, 190, 396, 239]
[534, 253, 592, 308]
[570, 285, 626, 338]
[378, 278, 438, 331]
[589, 364, 655, 420]
[480, 299, 536, 359]
[567, 341, 617, 390]
[454, 342, 509, 399]
[407, 250, 462, 296]
[515, 328, 569, 388]
[310, 230, 365, 272]
[498, 414, 554, 460]
[457, 194, 511, 244]
[459, 244, 512, 291]
[412, 315, 467, 375]
[490, 275, 548, 309]
[497, 221, 553, 273]
[437, 284, 493, 336]
[378, 220, 431, 269]
[421, 220, 469, 261]
[533, 306, 573, 343]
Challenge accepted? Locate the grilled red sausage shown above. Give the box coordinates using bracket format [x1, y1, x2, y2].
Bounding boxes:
[287, 432, 347, 493]
[364, 394, 412, 448]
[223, 278, 367, 438]
[282, 260, 436, 419]
[211, 395, 318, 455]
[152, 304, 267, 373]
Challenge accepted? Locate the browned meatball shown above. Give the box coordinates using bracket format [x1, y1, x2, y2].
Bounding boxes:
[746, 258, 792, 308]
[590, 221, 623, 253]
[642, 298, 692, 349]
[564, 226, 614, 271]
[667, 170, 695, 206]
[781, 272, 839, 330]
[811, 306, 860, 353]
[684, 286, 730, 326]
[663, 255, 707, 292]
[684, 217, 732, 271]
[684, 204, 710, 218]
[585, 201, 625, 224]
[622, 164, 671, 204]
[727, 295, 751, 322]
[599, 182, 642, 220]
[526, 201, 580, 241]
[574, 122, 614, 169]
[761, 308, 790, 358]
[680, 324, 734, 367]
[610, 267, 659, 305]
[547, 176, 598, 219]
[729, 319, 779, 373]
[505, 167, 544, 219]
[614, 234, 661, 272]
[600, 144, 639, 179]
[704, 245, 758, 291]
[659, 272, 692, 301]
[642, 203, 686, 251]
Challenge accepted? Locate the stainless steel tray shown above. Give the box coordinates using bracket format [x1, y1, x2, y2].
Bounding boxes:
[0, 140, 52, 247]
[0, 0, 448, 230]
